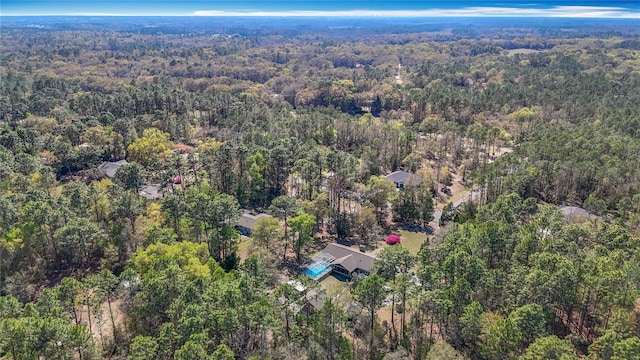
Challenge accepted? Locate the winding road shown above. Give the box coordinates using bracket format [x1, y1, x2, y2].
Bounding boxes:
[430, 147, 513, 225]
[432, 188, 481, 224]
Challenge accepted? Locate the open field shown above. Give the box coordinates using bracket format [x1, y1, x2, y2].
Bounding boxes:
[505, 48, 546, 55]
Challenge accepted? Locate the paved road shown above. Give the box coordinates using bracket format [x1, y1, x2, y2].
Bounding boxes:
[431, 188, 480, 225]
[432, 210, 442, 225]
[427, 147, 512, 232]
[454, 189, 481, 208]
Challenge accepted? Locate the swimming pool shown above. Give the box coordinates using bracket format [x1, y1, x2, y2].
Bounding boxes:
[305, 263, 331, 278]
[305, 253, 335, 279]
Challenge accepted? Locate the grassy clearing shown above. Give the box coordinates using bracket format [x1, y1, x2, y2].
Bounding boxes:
[377, 306, 393, 324]
[398, 230, 428, 255]
[506, 48, 544, 55]
[237, 236, 254, 261]
[319, 275, 352, 306]
[374, 229, 426, 256]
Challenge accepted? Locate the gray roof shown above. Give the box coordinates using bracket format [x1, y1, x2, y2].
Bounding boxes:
[323, 243, 377, 274]
[385, 170, 422, 186]
[139, 185, 166, 200]
[238, 211, 271, 231]
[97, 160, 128, 178]
[559, 205, 590, 219]
[305, 289, 326, 310]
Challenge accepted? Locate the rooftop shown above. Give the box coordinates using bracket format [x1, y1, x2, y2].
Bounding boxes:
[305, 289, 326, 310]
[139, 185, 166, 200]
[97, 160, 128, 178]
[385, 170, 422, 186]
[323, 243, 377, 274]
[238, 211, 271, 230]
[559, 205, 591, 219]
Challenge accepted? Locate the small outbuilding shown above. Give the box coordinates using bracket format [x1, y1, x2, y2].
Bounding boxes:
[300, 289, 327, 315]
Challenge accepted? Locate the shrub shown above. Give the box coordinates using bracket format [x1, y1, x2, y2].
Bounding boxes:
[385, 235, 401, 245]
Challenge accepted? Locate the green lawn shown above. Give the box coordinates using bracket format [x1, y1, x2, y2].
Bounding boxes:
[398, 230, 428, 255]
[319, 275, 352, 305]
[237, 236, 254, 260]
[376, 229, 427, 255]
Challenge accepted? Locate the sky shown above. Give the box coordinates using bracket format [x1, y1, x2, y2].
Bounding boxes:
[2, 0, 640, 17]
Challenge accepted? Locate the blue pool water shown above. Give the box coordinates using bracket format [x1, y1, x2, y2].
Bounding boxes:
[305, 263, 331, 277]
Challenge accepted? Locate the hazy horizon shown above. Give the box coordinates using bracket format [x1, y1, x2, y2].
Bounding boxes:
[3, 1, 640, 18]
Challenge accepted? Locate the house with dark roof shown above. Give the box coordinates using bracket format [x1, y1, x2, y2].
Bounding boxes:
[237, 211, 271, 236]
[322, 243, 377, 279]
[384, 170, 422, 189]
[97, 160, 128, 178]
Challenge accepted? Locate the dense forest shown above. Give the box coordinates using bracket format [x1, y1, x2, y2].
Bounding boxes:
[1, 16, 639, 359]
